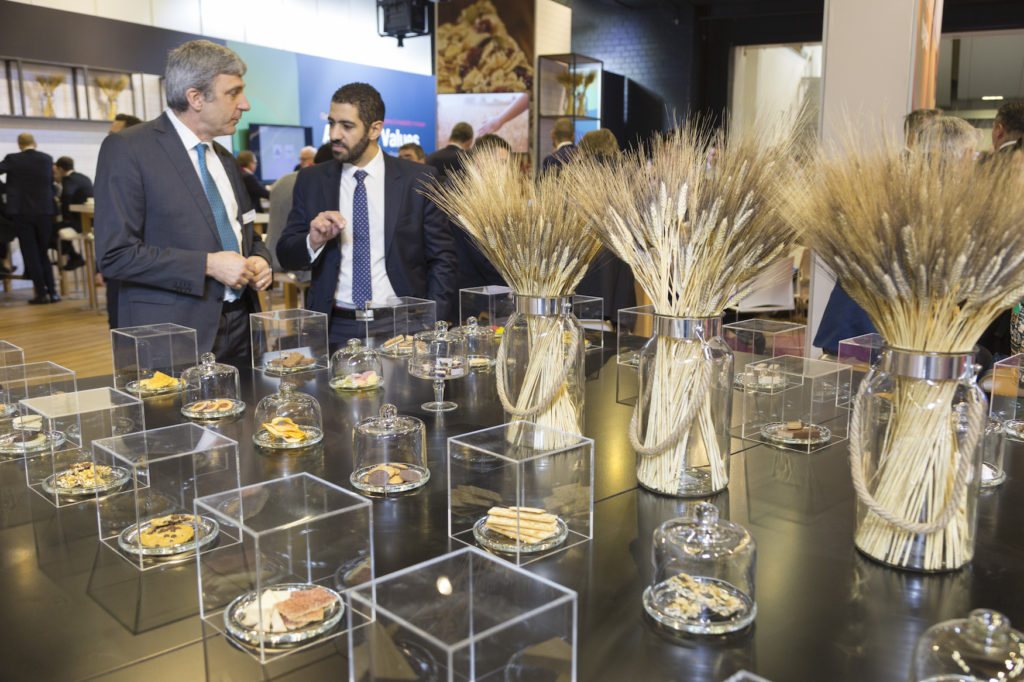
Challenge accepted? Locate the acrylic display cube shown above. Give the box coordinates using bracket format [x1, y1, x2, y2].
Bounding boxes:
[448, 422, 593, 566]
[724, 319, 805, 389]
[617, 304, 655, 368]
[573, 294, 604, 351]
[250, 308, 329, 375]
[20, 387, 145, 507]
[367, 296, 436, 357]
[990, 353, 1024, 437]
[837, 332, 884, 398]
[349, 546, 577, 682]
[0, 362, 77, 456]
[111, 323, 197, 397]
[93, 423, 240, 570]
[0, 340, 24, 369]
[194, 473, 374, 664]
[739, 355, 850, 453]
[459, 285, 515, 328]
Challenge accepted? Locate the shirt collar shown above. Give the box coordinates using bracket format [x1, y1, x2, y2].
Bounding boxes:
[165, 107, 205, 152]
[342, 145, 383, 179]
[998, 140, 1019, 151]
[556, 140, 574, 151]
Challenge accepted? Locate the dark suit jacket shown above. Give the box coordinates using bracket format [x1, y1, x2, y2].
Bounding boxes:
[541, 143, 576, 174]
[0, 148, 55, 216]
[813, 284, 877, 354]
[94, 111, 271, 351]
[424, 144, 465, 185]
[60, 171, 94, 231]
[241, 169, 269, 213]
[276, 152, 457, 322]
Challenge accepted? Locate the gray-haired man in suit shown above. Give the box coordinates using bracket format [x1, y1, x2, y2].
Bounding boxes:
[94, 40, 272, 363]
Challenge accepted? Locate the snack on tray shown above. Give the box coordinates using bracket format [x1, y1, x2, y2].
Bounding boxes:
[4, 430, 46, 448]
[436, 0, 532, 94]
[138, 371, 179, 391]
[268, 351, 315, 369]
[360, 463, 423, 488]
[138, 513, 196, 548]
[661, 572, 744, 620]
[773, 420, 825, 441]
[261, 416, 310, 444]
[238, 585, 339, 634]
[55, 461, 113, 489]
[334, 370, 380, 390]
[484, 506, 559, 544]
[383, 335, 414, 352]
[187, 398, 237, 414]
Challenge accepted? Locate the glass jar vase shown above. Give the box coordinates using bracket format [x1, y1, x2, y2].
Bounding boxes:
[496, 295, 585, 441]
[851, 347, 985, 572]
[632, 315, 733, 497]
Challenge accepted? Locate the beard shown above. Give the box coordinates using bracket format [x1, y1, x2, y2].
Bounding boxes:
[332, 132, 371, 164]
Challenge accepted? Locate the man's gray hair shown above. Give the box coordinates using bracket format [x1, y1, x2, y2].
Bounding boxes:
[165, 40, 246, 113]
[917, 116, 979, 160]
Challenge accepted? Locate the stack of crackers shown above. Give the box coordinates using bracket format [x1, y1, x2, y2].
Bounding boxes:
[261, 417, 309, 444]
[484, 506, 558, 544]
[268, 351, 315, 369]
[361, 463, 422, 488]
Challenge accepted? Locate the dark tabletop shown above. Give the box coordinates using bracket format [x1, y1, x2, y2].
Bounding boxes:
[1, 345, 1021, 681]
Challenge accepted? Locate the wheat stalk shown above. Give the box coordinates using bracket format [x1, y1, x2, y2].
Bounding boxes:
[563, 116, 799, 495]
[784, 133, 1024, 570]
[424, 151, 602, 438]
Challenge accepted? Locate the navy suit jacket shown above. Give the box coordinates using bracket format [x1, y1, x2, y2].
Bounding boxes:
[94, 111, 271, 351]
[60, 171, 93, 231]
[424, 144, 465, 185]
[276, 152, 457, 322]
[0, 148, 55, 216]
[541, 143, 576, 174]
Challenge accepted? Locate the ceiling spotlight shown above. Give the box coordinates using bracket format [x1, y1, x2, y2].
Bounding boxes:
[981, 95, 1004, 101]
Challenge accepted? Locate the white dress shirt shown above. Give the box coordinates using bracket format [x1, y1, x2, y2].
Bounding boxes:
[165, 108, 245, 301]
[307, 146, 398, 307]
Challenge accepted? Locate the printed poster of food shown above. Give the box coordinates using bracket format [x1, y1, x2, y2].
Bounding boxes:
[436, 0, 535, 94]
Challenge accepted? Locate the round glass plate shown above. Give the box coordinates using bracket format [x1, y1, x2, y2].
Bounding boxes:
[734, 371, 788, 392]
[351, 464, 430, 494]
[117, 514, 219, 557]
[333, 554, 373, 589]
[642, 575, 756, 635]
[760, 422, 831, 446]
[0, 430, 66, 456]
[0, 402, 15, 418]
[181, 399, 246, 420]
[263, 363, 317, 376]
[328, 376, 383, 392]
[224, 583, 344, 649]
[125, 378, 182, 397]
[252, 426, 323, 450]
[408, 360, 466, 380]
[40, 464, 131, 497]
[472, 516, 568, 554]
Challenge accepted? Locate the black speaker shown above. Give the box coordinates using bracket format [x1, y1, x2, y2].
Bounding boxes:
[378, 0, 429, 40]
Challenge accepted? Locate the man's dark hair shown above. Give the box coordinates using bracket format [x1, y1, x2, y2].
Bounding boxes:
[237, 150, 255, 167]
[449, 122, 473, 144]
[471, 134, 512, 156]
[313, 142, 333, 164]
[114, 113, 142, 128]
[55, 156, 75, 172]
[331, 83, 385, 130]
[995, 101, 1024, 137]
[399, 142, 425, 160]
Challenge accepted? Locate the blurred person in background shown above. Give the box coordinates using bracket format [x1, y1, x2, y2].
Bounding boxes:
[398, 142, 426, 163]
[426, 121, 473, 184]
[53, 155, 92, 270]
[294, 145, 316, 171]
[237, 149, 269, 213]
[542, 117, 576, 175]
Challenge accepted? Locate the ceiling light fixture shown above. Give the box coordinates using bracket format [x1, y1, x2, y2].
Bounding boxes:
[981, 95, 1004, 101]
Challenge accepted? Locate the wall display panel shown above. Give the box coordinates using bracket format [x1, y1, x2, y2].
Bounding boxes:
[19, 62, 76, 118]
[0, 66, 10, 116]
[87, 68, 135, 121]
[295, 53, 435, 156]
[435, 0, 535, 94]
[437, 92, 530, 152]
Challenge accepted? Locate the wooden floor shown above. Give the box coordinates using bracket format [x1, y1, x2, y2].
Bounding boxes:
[0, 284, 112, 378]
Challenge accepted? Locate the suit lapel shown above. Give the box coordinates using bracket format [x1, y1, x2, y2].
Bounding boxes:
[382, 153, 401, 258]
[153, 112, 220, 244]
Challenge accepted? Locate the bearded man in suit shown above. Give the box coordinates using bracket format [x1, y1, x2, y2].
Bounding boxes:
[94, 40, 272, 363]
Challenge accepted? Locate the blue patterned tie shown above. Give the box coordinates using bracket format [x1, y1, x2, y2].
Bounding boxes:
[351, 169, 372, 307]
[195, 143, 241, 294]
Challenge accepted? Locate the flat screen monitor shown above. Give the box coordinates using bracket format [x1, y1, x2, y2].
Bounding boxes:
[249, 123, 313, 183]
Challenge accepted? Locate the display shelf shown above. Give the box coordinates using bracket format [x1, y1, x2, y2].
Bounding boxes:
[536, 53, 603, 178]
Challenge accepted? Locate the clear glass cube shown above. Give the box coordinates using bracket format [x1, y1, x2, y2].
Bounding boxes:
[448, 422, 593, 565]
[458, 285, 515, 328]
[369, 296, 436, 358]
[111, 323, 197, 397]
[837, 332, 884, 398]
[93, 423, 240, 570]
[349, 546, 577, 682]
[250, 308, 329, 375]
[573, 294, 604, 351]
[0, 361, 76, 457]
[0, 340, 24, 369]
[990, 354, 1024, 486]
[617, 304, 655, 368]
[194, 473, 374, 664]
[21, 387, 145, 507]
[724, 319, 806, 391]
[739, 355, 851, 453]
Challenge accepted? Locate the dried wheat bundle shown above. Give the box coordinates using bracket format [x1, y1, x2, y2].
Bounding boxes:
[785, 137, 1024, 570]
[564, 117, 799, 495]
[424, 150, 602, 438]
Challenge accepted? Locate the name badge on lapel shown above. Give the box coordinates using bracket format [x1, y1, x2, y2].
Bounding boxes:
[242, 210, 256, 224]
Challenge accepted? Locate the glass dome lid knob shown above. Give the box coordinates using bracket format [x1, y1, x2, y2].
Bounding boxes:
[201, 352, 216, 365]
[435, 320, 449, 332]
[380, 403, 398, 423]
[466, 316, 479, 327]
[347, 338, 362, 350]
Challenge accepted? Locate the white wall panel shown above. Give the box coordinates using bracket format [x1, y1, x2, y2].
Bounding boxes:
[536, 0, 571, 57]
[199, 0, 245, 42]
[95, 0, 150, 25]
[151, 0, 202, 34]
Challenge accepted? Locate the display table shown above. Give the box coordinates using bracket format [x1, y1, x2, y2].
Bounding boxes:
[0, 348, 1021, 681]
